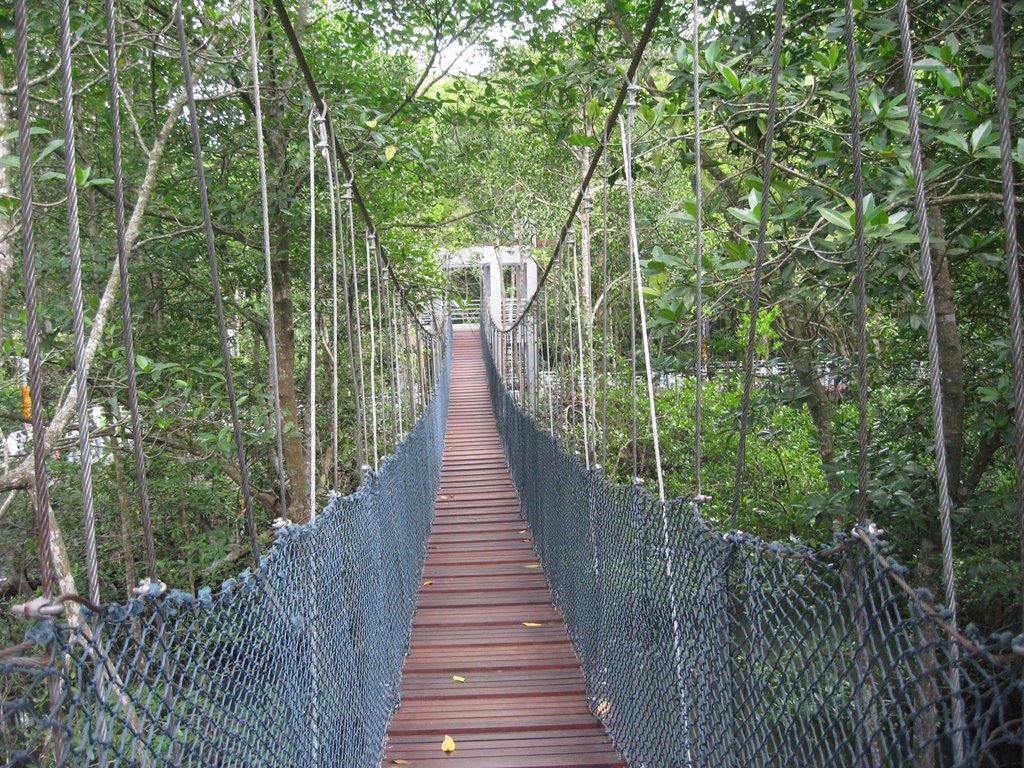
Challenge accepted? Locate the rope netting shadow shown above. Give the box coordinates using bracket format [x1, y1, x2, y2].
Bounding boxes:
[0, 333, 451, 768]
[481, 326, 1023, 768]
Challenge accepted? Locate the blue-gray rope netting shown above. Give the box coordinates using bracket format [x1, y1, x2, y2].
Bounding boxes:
[481, 328, 1024, 768]
[0, 334, 451, 768]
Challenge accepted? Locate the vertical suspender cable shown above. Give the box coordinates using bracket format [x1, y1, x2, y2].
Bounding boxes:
[381, 255, 397, 453]
[621, 92, 665, 501]
[247, 0, 289, 519]
[324, 118, 340, 492]
[331, 154, 365, 471]
[989, 0, 1024, 630]
[307, 109, 320, 519]
[730, 0, 784, 527]
[13, 0, 55, 598]
[545, 288, 555, 434]
[629, 188, 639, 481]
[58, 0, 100, 603]
[366, 233, 380, 468]
[894, 0, 967, 758]
[691, 0, 705, 500]
[841, 10, 885, 767]
[842, 0, 870, 526]
[345, 184, 370, 472]
[104, 0, 159, 581]
[173, 0, 259, 565]
[392, 290, 404, 438]
[601, 146, 610, 471]
[572, 231, 591, 468]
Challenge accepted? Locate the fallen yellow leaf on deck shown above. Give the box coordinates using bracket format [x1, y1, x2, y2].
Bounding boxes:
[595, 699, 612, 717]
[391, 761, 410, 765]
[518, 530, 527, 534]
[452, 674, 466, 682]
[522, 622, 542, 627]
[441, 734, 456, 753]
[423, 580, 434, 586]
[525, 564, 540, 569]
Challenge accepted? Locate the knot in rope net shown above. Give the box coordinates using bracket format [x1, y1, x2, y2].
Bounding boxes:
[0, 334, 451, 768]
[481, 328, 1023, 768]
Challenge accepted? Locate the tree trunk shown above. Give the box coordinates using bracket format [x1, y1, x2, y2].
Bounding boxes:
[263, 28, 309, 523]
[779, 302, 842, 508]
[111, 425, 138, 597]
[926, 207, 965, 496]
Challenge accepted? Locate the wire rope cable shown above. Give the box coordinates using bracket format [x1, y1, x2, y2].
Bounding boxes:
[247, 0, 289, 520]
[366, 233, 380, 469]
[989, 0, 1024, 630]
[571, 231, 591, 468]
[894, 0, 967, 756]
[172, 0, 258, 564]
[57, 0, 101, 603]
[12, 0, 56, 597]
[620, 94, 665, 501]
[842, 0, 871, 527]
[103, 0, 159, 581]
[691, 0, 705, 500]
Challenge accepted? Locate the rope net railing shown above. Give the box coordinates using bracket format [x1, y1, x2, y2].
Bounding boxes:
[0, 331, 451, 768]
[481, 323, 1023, 768]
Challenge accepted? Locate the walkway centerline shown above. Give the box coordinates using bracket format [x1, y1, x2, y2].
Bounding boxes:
[383, 328, 624, 767]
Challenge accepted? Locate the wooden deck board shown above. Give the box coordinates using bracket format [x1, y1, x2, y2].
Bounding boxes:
[382, 329, 624, 767]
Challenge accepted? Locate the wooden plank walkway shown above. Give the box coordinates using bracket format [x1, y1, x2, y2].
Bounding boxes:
[383, 328, 624, 767]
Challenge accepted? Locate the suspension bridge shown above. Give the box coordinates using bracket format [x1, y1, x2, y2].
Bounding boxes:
[2, 0, 1024, 764]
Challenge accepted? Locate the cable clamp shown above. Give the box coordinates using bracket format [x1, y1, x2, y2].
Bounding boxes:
[694, 494, 713, 505]
[11, 597, 64, 620]
[272, 516, 293, 530]
[626, 82, 640, 109]
[132, 578, 167, 598]
[852, 522, 885, 539]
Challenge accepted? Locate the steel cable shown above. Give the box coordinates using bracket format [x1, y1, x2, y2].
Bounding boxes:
[103, 0, 159, 581]
[247, 0, 290, 520]
[894, 0, 967, 757]
[172, 0, 259, 565]
[493, 0, 667, 333]
[12, 0, 55, 598]
[843, 0, 871, 528]
[621, 95, 665, 501]
[988, 0, 1024, 631]
[692, 0, 705, 500]
[57, 0, 101, 604]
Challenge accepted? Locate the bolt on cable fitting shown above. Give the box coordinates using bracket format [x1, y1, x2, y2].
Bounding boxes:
[11, 596, 63, 620]
[626, 82, 640, 110]
[133, 578, 168, 599]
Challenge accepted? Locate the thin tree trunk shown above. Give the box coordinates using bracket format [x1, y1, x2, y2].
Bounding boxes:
[779, 302, 842, 508]
[110, 421, 138, 597]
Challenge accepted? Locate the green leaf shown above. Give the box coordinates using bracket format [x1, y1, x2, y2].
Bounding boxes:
[35, 138, 64, 166]
[727, 207, 761, 226]
[935, 132, 968, 153]
[717, 63, 740, 91]
[817, 207, 853, 231]
[705, 40, 721, 66]
[913, 57, 946, 71]
[971, 120, 992, 152]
